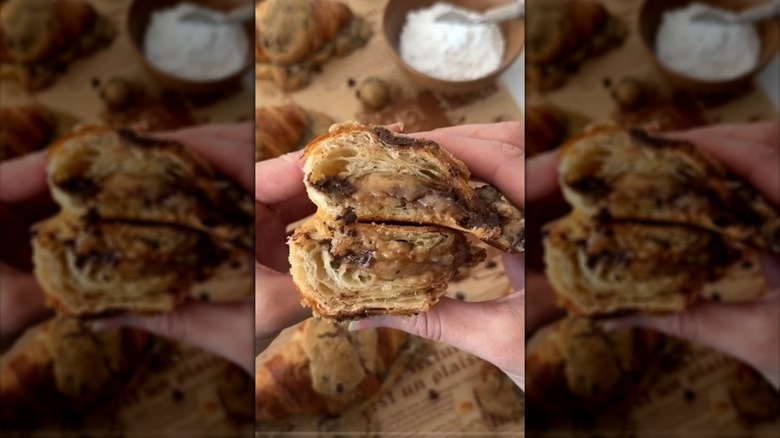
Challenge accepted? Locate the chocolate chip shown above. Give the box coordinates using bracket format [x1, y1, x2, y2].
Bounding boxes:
[602, 77, 612, 88]
[336, 383, 345, 394]
[199, 292, 210, 301]
[710, 292, 721, 301]
[486, 261, 497, 269]
[742, 260, 753, 269]
[683, 389, 696, 401]
[91, 78, 101, 88]
[172, 389, 184, 401]
[455, 292, 466, 300]
[428, 389, 439, 400]
[347, 78, 356, 87]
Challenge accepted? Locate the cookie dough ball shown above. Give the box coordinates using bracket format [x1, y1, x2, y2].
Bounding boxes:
[611, 77, 646, 110]
[356, 77, 390, 110]
[99, 77, 136, 111]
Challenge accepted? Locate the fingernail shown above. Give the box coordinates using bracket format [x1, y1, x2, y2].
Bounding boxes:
[349, 318, 382, 331]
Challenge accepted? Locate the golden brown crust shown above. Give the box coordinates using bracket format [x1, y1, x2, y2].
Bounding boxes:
[255, 104, 335, 162]
[255, 0, 371, 91]
[526, 0, 625, 92]
[255, 319, 415, 420]
[0, 0, 114, 91]
[525, 317, 664, 416]
[0, 317, 154, 426]
[0, 104, 55, 161]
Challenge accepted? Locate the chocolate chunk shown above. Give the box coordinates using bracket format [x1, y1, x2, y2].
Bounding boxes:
[338, 208, 357, 224]
[117, 128, 182, 150]
[567, 176, 611, 198]
[428, 389, 439, 400]
[372, 126, 435, 148]
[683, 389, 696, 401]
[455, 291, 466, 300]
[56, 177, 99, 197]
[172, 389, 184, 401]
[311, 176, 356, 198]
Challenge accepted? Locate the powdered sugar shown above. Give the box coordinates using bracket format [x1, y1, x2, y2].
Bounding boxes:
[655, 3, 760, 81]
[399, 3, 505, 81]
[144, 3, 248, 81]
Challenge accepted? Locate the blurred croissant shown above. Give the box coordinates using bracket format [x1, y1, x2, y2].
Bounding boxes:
[255, 318, 423, 420]
[0, 104, 56, 161]
[255, 104, 334, 161]
[0, 317, 155, 427]
[0, 0, 114, 90]
[255, 0, 371, 91]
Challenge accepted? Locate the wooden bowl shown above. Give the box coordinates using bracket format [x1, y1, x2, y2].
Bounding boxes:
[127, 0, 252, 95]
[638, 0, 780, 95]
[383, 0, 524, 94]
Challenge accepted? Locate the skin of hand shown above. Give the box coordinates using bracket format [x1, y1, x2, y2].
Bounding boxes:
[344, 122, 526, 389]
[0, 123, 256, 374]
[527, 121, 780, 389]
[0, 153, 57, 338]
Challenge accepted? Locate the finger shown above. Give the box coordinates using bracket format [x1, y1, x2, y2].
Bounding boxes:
[0, 265, 52, 336]
[256, 151, 306, 205]
[671, 133, 780, 207]
[257, 206, 290, 271]
[420, 122, 523, 146]
[0, 151, 49, 203]
[416, 133, 524, 207]
[503, 253, 524, 291]
[524, 271, 566, 335]
[160, 123, 255, 144]
[349, 292, 525, 387]
[255, 265, 310, 337]
[94, 301, 254, 373]
[269, 193, 317, 226]
[525, 151, 561, 204]
[166, 133, 254, 192]
[676, 121, 780, 149]
[605, 297, 780, 387]
[759, 253, 780, 290]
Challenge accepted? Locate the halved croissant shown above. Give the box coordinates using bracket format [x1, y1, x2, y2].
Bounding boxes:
[47, 127, 254, 249]
[289, 214, 485, 320]
[302, 122, 524, 253]
[33, 213, 252, 317]
[559, 127, 780, 253]
[543, 213, 750, 316]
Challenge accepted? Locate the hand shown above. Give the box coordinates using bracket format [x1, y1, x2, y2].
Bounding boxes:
[96, 124, 256, 373]
[606, 122, 780, 389]
[0, 152, 56, 338]
[255, 150, 315, 353]
[349, 122, 526, 389]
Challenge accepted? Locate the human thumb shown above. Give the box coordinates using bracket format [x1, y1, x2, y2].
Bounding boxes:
[604, 295, 780, 389]
[92, 301, 254, 374]
[349, 291, 525, 389]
